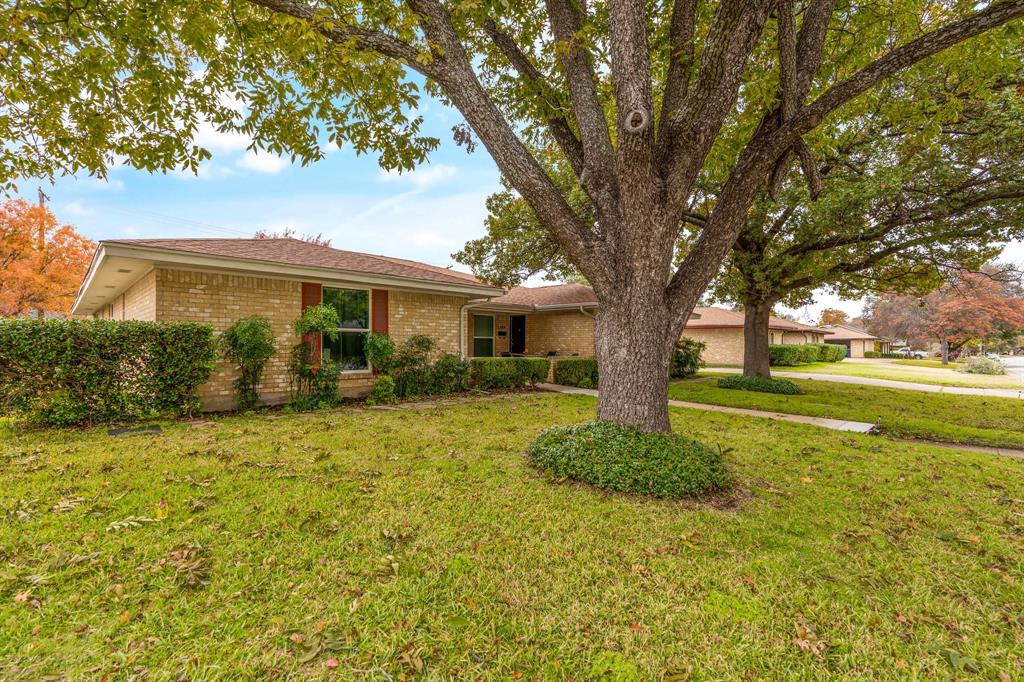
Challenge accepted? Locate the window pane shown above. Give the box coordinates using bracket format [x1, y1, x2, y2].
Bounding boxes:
[473, 338, 494, 357]
[473, 315, 493, 337]
[323, 332, 368, 370]
[324, 288, 369, 329]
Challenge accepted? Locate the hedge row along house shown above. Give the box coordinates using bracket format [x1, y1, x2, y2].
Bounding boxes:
[73, 237, 833, 410]
[819, 323, 892, 358]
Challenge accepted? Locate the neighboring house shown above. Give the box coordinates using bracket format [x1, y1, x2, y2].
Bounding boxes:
[464, 284, 597, 358]
[72, 238, 503, 409]
[469, 284, 831, 366]
[821, 323, 891, 357]
[683, 307, 832, 365]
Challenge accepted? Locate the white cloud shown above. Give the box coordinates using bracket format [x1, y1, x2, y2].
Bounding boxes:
[171, 161, 234, 181]
[378, 163, 457, 188]
[193, 121, 251, 154]
[64, 200, 95, 217]
[86, 177, 125, 191]
[237, 150, 288, 174]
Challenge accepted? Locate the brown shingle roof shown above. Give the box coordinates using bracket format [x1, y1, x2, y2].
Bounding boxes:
[104, 238, 493, 290]
[686, 306, 827, 332]
[485, 283, 599, 307]
[820, 324, 880, 341]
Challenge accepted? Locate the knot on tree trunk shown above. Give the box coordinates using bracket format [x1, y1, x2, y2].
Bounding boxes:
[624, 107, 650, 134]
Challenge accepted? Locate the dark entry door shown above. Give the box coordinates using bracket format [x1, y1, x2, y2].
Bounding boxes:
[509, 315, 526, 354]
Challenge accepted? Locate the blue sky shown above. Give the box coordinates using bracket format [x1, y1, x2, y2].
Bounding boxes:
[20, 95, 1024, 325]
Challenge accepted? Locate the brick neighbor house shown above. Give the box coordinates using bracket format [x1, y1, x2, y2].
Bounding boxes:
[72, 238, 833, 409]
[819, 323, 890, 357]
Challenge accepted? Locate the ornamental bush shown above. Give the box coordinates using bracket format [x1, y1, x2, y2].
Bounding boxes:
[429, 353, 471, 395]
[717, 375, 803, 395]
[220, 315, 276, 410]
[0, 319, 217, 426]
[957, 356, 1006, 375]
[527, 421, 731, 499]
[288, 305, 342, 409]
[470, 357, 548, 389]
[671, 338, 705, 378]
[553, 357, 598, 387]
[366, 375, 397, 406]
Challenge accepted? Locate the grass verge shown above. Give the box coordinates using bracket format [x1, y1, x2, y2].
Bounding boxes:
[761, 361, 1024, 388]
[2, 394, 1023, 679]
[672, 376, 1024, 449]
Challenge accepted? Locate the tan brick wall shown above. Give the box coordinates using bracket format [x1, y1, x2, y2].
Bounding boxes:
[122, 270, 156, 320]
[152, 268, 303, 410]
[390, 290, 470, 355]
[525, 311, 595, 357]
[684, 328, 745, 365]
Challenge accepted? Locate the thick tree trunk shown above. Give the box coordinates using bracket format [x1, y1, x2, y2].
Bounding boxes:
[940, 338, 950, 364]
[594, 295, 676, 433]
[743, 299, 773, 377]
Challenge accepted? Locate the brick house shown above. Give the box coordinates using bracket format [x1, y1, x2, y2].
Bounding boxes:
[820, 323, 890, 357]
[73, 240, 833, 409]
[72, 238, 503, 410]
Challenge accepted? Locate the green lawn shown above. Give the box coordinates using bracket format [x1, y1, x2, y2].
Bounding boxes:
[889, 359, 961, 369]
[3, 394, 1024, 679]
[671, 377, 1024, 449]
[731, 360, 1024, 389]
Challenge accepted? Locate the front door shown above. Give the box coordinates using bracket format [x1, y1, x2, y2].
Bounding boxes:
[509, 315, 526, 354]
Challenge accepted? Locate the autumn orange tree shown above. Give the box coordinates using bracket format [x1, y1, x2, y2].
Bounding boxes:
[0, 199, 94, 318]
[867, 269, 1024, 363]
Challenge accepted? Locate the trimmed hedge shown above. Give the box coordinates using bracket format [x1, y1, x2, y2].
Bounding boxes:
[553, 357, 598, 388]
[864, 351, 905, 359]
[527, 420, 731, 499]
[0, 319, 217, 426]
[768, 343, 845, 366]
[717, 375, 803, 395]
[815, 343, 847, 362]
[469, 357, 549, 389]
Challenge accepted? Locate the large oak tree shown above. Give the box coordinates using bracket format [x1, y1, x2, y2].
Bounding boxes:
[5, 1, 1024, 431]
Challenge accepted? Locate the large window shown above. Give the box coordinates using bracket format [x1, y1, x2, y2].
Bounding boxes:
[473, 314, 494, 357]
[322, 287, 370, 370]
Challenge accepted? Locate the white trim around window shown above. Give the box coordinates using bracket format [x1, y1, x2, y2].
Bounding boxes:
[321, 285, 373, 373]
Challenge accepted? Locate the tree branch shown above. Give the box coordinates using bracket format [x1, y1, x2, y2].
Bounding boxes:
[795, 2, 1024, 133]
[246, 0, 426, 73]
[481, 18, 585, 175]
[657, 0, 697, 145]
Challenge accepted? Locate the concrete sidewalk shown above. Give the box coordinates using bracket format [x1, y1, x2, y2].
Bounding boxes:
[709, 368, 1024, 399]
[537, 383, 878, 434]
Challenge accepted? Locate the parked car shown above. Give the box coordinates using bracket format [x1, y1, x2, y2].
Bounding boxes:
[986, 352, 1001, 360]
[893, 347, 926, 359]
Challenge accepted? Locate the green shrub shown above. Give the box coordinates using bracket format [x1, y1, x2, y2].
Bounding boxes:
[671, 338, 705, 378]
[553, 357, 598, 387]
[392, 334, 436, 397]
[470, 357, 548, 389]
[577, 376, 594, 390]
[429, 353, 471, 395]
[957, 356, 1006, 375]
[0, 319, 217, 426]
[366, 375, 397, 406]
[288, 305, 343, 410]
[768, 343, 828, 366]
[813, 343, 846, 362]
[527, 421, 731, 499]
[220, 316, 276, 410]
[717, 375, 803, 395]
[364, 332, 397, 374]
[864, 351, 880, 358]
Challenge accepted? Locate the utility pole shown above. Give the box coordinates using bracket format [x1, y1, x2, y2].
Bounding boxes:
[34, 187, 50, 319]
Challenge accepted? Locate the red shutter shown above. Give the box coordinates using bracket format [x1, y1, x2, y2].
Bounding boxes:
[300, 282, 323, 359]
[371, 289, 388, 334]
